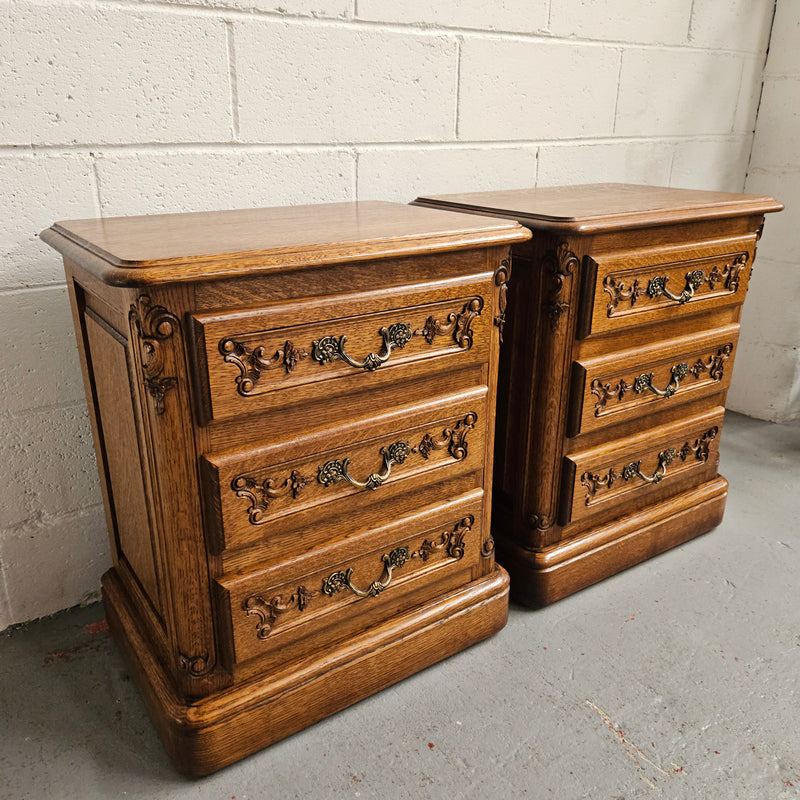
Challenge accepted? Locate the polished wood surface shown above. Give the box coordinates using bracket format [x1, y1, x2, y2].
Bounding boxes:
[414, 183, 781, 606]
[414, 183, 783, 233]
[43, 201, 528, 773]
[41, 200, 529, 286]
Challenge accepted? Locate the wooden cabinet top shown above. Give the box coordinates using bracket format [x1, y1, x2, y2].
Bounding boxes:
[41, 200, 530, 287]
[414, 183, 783, 234]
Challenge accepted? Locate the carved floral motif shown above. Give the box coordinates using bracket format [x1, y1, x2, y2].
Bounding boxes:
[580, 426, 719, 504]
[414, 297, 484, 349]
[542, 244, 579, 330]
[413, 516, 473, 561]
[418, 413, 477, 461]
[232, 469, 312, 525]
[493, 257, 512, 342]
[129, 296, 179, 415]
[590, 378, 633, 415]
[604, 253, 748, 317]
[242, 586, 319, 639]
[178, 652, 214, 677]
[689, 345, 733, 382]
[219, 338, 308, 395]
[581, 467, 620, 505]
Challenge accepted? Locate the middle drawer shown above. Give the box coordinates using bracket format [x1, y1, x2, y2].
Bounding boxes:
[201, 389, 488, 554]
[568, 324, 739, 436]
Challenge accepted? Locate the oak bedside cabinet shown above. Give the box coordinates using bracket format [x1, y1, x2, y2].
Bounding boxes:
[413, 184, 782, 607]
[41, 201, 530, 774]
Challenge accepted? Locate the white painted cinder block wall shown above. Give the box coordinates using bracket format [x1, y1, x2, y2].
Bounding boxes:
[0, 0, 782, 630]
[726, 0, 800, 422]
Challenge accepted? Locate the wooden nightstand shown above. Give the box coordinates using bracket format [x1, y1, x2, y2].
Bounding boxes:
[414, 184, 782, 607]
[41, 201, 530, 774]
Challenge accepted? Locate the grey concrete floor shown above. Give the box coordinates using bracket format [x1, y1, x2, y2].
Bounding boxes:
[1, 411, 798, 799]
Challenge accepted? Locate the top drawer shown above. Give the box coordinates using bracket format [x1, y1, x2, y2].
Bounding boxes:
[190, 275, 492, 422]
[579, 236, 755, 338]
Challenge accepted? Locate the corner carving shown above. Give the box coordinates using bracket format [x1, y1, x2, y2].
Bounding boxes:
[129, 296, 179, 416]
[542, 244, 579, 330]
[178, 652, 214, 677]
[493, 257, 512, 342]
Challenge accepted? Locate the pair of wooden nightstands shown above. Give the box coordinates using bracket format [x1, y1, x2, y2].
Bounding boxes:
[42, 184, 781, 775]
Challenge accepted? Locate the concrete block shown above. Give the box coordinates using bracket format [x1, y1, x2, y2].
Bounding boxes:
[459, 39, 619, 140]
[0, 505, 110, 625]
[95, 149, 354, 217]
[0, 3, 230, 145]
[743, 170, 800, 261]
[733, 56, 766, 134]
[689, 0, 774, 54]
[0, 287, 85, 416]
[549, 0, 693, 45]
[8, 405, 102, 525]
[357, 145, 538, 203]
[0, 417, 29, 530]
[236, 20, 457, 142]
[670, 137, 751, 192]
[727, 340, 800, 422]
[537, 141, 673, 187]
[738, 257, 800, 348]
[0, 153, 97, 289]
[140, 0, 352, 17]
[356, 0, 549, 33]
[765, 0, 800, 76]
[616, 49, 743, 136]
[749, 78, 800, 170]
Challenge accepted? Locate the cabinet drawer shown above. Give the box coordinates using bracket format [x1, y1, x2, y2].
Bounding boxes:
[569, 326, 739, 436]
[562, 408, 724, 525]
[580, 237, 754, 338]
[190, 276, 492, 422]
[215, 495, 486, 667]
[201, 390, 488, 553]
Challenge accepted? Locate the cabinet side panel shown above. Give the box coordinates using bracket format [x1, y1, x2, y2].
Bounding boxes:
[84, 313, 162, 612]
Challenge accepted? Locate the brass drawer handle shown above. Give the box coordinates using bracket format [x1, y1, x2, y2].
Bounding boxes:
[623, 448, 678, 485]
[322, 547, 410, 598]
[633, 362, 689, 398]
[312, 322, 412, 372]
[317, 440, 411, 491]
[647, 270, 705, 304]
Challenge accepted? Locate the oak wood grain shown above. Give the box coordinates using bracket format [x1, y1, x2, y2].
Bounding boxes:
[414, 183, 781, 605]
[44, 202, 518, 771]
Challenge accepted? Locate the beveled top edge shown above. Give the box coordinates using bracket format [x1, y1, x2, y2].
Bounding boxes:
[414, 183, 783, 232]
[43, 200, 530, 274]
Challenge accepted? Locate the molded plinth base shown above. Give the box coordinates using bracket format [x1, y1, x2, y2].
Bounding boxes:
[103, 565, 509, 776]
[498, 477, 728, 607]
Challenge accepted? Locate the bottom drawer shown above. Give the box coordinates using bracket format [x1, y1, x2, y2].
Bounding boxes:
[215, 493, 488, 668]
[562, 408, 724, 525]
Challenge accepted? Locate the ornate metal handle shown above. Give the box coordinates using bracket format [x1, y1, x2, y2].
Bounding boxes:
[322, 547, 410, 598]
[623, 448, 678, 485]
[634, 362, 689, 398]
[647, 270, 705, 304]
[312, 322, 412, 372]
[317, 440, 411, 491]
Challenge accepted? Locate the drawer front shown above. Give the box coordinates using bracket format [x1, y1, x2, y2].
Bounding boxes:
[562, 408, 724, 525]
[580, 237, 754, 338]
[569, 326, 739, 436]
[191, 276, 492, 422]
[202, 391, 488, 553]
[215, 496, 486, 667]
